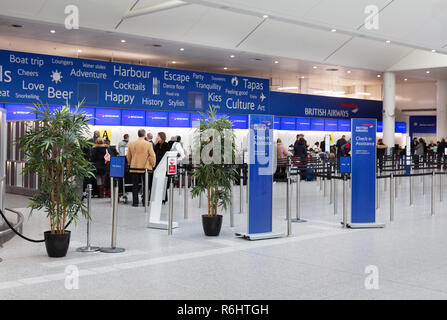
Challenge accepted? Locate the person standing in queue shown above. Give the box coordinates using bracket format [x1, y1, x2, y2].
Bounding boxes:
[336, 135, 347, 169]
[90, 137, 109, 198]
[118, 134, 129, 156]
[293, 138, 308, 179]
[437, 138, 447, 169]
[377, 139, 388, 172]
[147, 132, 154, 147]
[127, 129, 156, 207]
[154, 132, 171, 204]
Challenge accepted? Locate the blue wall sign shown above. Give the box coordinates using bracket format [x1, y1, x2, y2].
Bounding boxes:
[351, 118, 377, 225]
[121, 109, 145, 127]
[146, 111, 168, 127]
[271, 91, 383, 120]
[338, 120, 351, 132]
[280, 117, 296, 130]
[296, 118, 311, 131]
[311, 118, 324, 131]
[0, 49, 269, 115]
[409, 116, 436, 137]
[110, 156, 125, 178]
[324, 119, 338, 131]
[95, 108, 121, 126]
[229, 114, 248, 129]
[169, 112, 190, 128]
[248, 114, 274, 234]
[5, 104, 36, 121]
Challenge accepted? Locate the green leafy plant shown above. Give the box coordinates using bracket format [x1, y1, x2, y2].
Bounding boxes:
[190, 107, 238, 216]
[17, 103, 94, 234]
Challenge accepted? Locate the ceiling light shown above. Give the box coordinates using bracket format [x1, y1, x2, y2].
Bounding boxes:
[313, 66, 317, 69]
[347, 70, 351, 74]
[224, 67, 228, 70]
[274, 60, 279, 64]
[278, 86, 298, 90]
[172, 61, 176, 64]
[179, 48, 185, 51]
[404, 78, 408, 81]
[356, 92, 371, 96]
[377, 74, 381, 78]
[263, 15, 269, 18]
[230, 55, 235, 58]
[301, 76, 305, 79]
[432, 49, 437, 53]
[50, 30, 56, 34]
[386, 40, 391, 44]
[77, 49, 82, 53]
[121, 39, 126, 43]
[426, 70, 430, 74]
[331, 29, 337, 32]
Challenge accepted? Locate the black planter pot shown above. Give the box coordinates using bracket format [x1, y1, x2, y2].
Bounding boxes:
[202, 215, 223, 236]
[44, 231, 71, 258]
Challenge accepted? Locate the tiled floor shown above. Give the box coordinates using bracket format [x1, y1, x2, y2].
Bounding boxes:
[1, 175, 447, 299]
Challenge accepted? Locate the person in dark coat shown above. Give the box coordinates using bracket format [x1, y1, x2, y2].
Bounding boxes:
[154, 132, 171, 203]
[90, 137, 108, 198]
[437, 138, 447, 169]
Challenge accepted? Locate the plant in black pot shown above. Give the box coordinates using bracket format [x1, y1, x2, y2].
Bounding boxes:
[17, 104, 94, 257]
[191, 107, 237, 236]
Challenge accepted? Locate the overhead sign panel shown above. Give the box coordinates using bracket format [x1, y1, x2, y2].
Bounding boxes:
[0, 49, 269, 116]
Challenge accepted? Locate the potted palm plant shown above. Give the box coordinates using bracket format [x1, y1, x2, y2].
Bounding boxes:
[17, 104, 94, 257]
[191, 107, 237, 236]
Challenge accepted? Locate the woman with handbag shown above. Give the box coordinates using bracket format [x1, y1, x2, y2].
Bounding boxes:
[90, 137, 109, 198]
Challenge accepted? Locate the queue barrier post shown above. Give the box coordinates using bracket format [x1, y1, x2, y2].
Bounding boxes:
[100, 179, 125, 253]
[144, 169, 149, 213]
[168, 176, 174, 236]
[390, 173, 395, 222]
[183, 168, 188, 219]
[77, 184, 100, 253]
[333, 177, 338, 216]
[239, 168, 243, 214]
[230, 180, 235, 228]
[431, 171, 435, 216]
[286, 163, 292, 236]
[410, 172, 414, 207]
[440, 170, 444, 202]
[342, 175, 348, 228]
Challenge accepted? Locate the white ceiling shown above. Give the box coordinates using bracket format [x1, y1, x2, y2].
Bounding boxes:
[0, 0, 446, 73]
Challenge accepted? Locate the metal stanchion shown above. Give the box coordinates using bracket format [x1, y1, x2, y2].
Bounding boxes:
[286, 169, 292, 236]
[229, 181, 234, 228]
[440, 170, 444, 202]
[342, 175, 347, 228]
[431, 171, 435, 216]
[395, 173, 398, 198]
[179, 168, 182, 196]
[100, 180, 125, 253]
[390, 173, 395, 222]
[144, 169, 149, 213]
[375, 178, 378, 210]
[183, 169, 188, 219]
[110, 176, 114, 205]
[423, 170, 426, 195]
[329, 178, 333, 204]
[333, 178, 338, 215]
[168, 177, 174, 235]
[292, 175, 306, 223]
[77, 184, 99, 252]
[319, 176, 323, 191]
[323, 177, 327, 197]
[410, 174, 414, 207]
[239, 171, 243, 214]
[384, 177, 387, 192]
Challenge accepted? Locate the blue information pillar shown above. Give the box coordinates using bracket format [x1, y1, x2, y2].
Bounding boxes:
[236, 114, 283, 240]
[349, 119, 384, 228]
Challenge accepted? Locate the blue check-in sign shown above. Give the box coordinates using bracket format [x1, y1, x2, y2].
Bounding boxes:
[110, 156, 125, 178]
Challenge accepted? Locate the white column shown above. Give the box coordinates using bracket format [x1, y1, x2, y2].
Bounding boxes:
[300, 78, 308, 94]
[437, 80, 447, 140]
[383, 72, 396, 148]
